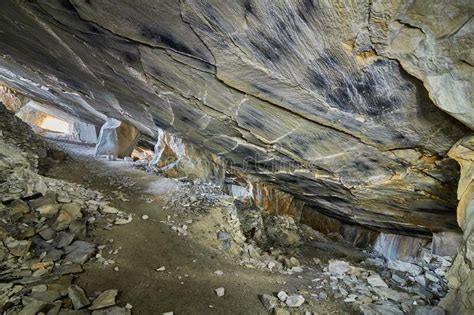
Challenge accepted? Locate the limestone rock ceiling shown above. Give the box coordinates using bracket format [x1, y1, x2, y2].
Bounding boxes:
[0, 0, 472, 236]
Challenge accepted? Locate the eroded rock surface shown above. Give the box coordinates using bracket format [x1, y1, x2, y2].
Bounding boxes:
[95, 119, 140, 159]
[0, 1, 471, 237]
[440, 136, 474, 314]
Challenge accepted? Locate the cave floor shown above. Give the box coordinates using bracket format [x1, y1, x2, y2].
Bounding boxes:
[42, 140, 349, 315]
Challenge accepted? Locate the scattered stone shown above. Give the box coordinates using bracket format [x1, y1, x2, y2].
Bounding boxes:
[29, 290, 61, 302]
[101, 205, 119, 214]
[36, 204, 60, 218]
[68, 285, 90, 309]
[415, 275, 426, 286]
[277, 291, 288, 302]
[29, 192, 57, 209]
[69, 220, 87, 238]
[9, 199, 31, 214]
[156, 266, 166, 272]
[52, 231, 75, 248]
[53, 203, 82, 231]
[114, 215, 132, 225]
[64, 241, 95, 264]
[285, 295, 305, 307]
[215, 287, 225, 297]
[89, 289, 118, 310]
[377, 287, 410, 302]
[344, 294, 357, 303]
[425, 271, 439, 283]
[290, 266, 303, 273]
[328, 260, 350, 276]
[54, 263, 83, 275]
[17, 299, 48, 315]
[392, 273, 407, 285]
[38, 227, 56, 241]
[214, 270, 224, 276]
[45, 248, 64, 262]
[5, 238, 31, 257]
[367, 274, 388, 287]
[260, 294, 278, 310]
[387, 260, 422, 276]
[142, 215, 149, 220]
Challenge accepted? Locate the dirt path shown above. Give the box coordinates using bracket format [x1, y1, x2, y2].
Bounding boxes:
[42, 141, 312, 315]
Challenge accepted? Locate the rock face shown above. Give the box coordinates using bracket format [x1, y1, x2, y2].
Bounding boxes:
[0, 84, 29, 112]
[149, 128, 224, 183]
[0, 0, 471, 237]
[440, 136, 474, 314]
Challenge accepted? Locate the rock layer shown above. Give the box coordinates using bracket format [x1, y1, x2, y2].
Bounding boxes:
[0, 0, 472, 236]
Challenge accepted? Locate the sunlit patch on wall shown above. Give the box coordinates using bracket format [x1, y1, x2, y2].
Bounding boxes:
[39, 115, 70, 133]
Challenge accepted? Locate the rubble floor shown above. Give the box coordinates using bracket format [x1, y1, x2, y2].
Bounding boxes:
[43, 140, 349, 314]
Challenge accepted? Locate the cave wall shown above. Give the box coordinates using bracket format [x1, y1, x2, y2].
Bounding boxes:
[440, 136, 474, 313]
[0, 0, 472, 237]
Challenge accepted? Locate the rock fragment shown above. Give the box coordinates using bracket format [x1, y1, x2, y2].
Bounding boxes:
[215, 287, 225, 297]
[89, 289, 118, 310]
[5, 238, 31, 257]
[367, 274, 388, 287]
[260, 294, 278, 310]
[285, 295, 305, 307]
[68, 285, 90, 309]
[328, 260, 350, 276]
[277, 291, 288, 302]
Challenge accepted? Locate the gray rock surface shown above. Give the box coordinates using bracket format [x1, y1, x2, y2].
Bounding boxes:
[89, 289, 118, 310]
[68, 285, 90, 310]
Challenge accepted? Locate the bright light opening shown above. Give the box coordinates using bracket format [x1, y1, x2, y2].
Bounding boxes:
[39, 116, 70, 133]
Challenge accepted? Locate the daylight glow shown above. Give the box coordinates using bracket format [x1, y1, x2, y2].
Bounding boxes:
[40, 116, 69, 133]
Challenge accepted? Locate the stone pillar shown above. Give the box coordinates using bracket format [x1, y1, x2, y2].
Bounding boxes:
[440, 136, 474, 314]
[95, 118, 140, 159]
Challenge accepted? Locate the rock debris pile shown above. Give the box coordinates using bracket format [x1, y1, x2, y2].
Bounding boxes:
[0, 103, 131, 314]
[163, 182, 453, 314]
